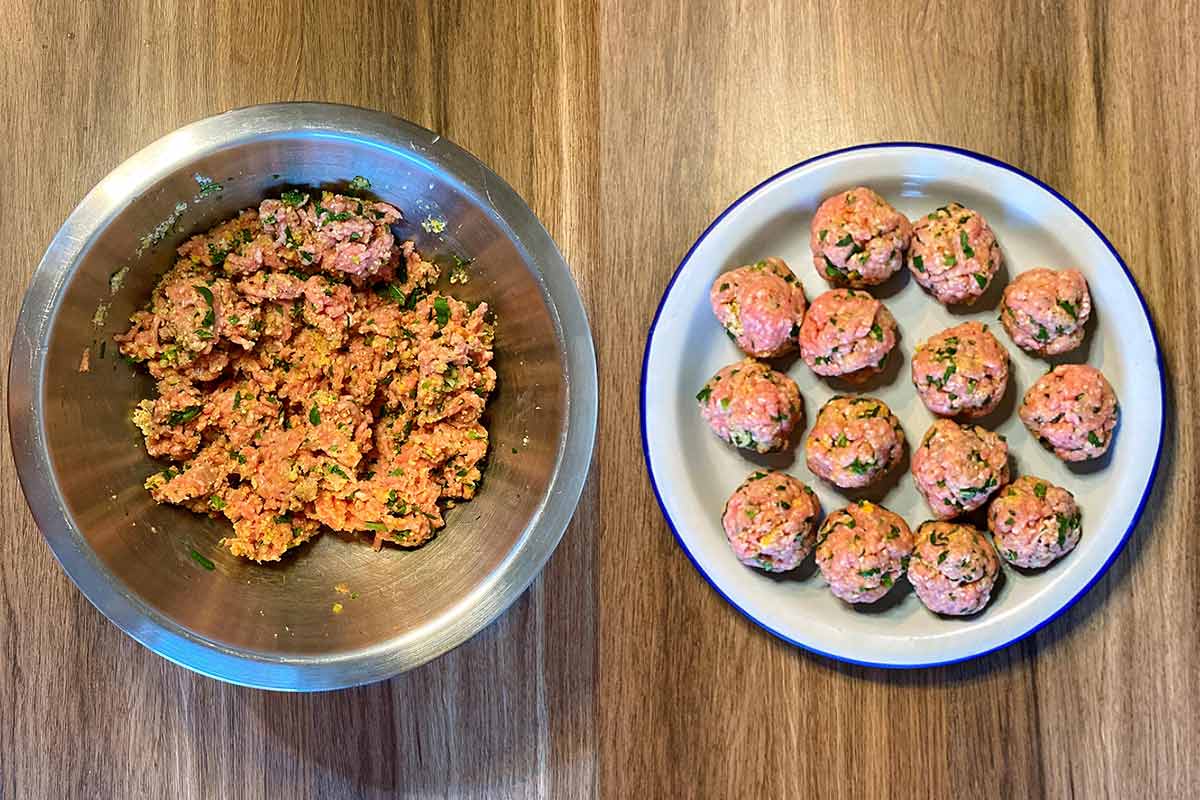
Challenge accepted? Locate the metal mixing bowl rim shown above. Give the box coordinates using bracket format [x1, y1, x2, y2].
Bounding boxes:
[7, 102, 598, 691]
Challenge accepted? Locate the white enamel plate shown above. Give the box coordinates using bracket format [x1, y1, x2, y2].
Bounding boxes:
[641, 143, 1164, 667]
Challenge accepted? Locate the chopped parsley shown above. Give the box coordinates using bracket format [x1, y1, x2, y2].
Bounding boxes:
[847, 457, 874, 476]
[869, 323, 883, 341]
[1087, 430, 1103, 447]
[1034, 482, 1047, 499]
[960, 230, 975, 258]
[309, 406, 321, 425]
[835, 233, 853, 247]
[1057, 298, 1078, 319]
[281, 190, 308, 207]
[433, 296, 451, 327]
[348, 175, 371, 192]
[974, 273, 987, 290]
[913, 254, 925, 272]
[189, 549, 215, 570]
[167, 405, 203, 425]
[943, 253, 957, 267]
[194, 285, 215, 327]
[1036, 324, 1050, 342]
[209, 496, 226, 511]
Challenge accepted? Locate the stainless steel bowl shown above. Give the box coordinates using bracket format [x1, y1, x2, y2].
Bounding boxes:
[8, 103, 597, 690]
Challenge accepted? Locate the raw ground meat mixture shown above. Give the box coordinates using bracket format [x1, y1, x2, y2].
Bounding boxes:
[116, 189, 496, 562]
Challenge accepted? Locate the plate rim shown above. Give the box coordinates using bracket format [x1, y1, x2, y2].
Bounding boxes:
[639, 141, 1166, 669]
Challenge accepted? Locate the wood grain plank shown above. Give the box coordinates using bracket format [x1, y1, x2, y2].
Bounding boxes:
[0, 1, 597, 798]
[598, 0, 1199, 797]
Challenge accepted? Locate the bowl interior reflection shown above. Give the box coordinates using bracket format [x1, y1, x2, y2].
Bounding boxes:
[42, 131, 568, 659]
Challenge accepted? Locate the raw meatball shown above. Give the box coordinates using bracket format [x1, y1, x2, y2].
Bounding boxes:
[1019, 364, 1118, 461]
[908, 202, 1002, 305]
[805, 396, 905, 488]
[798, 289, 898, 382]
[722, 471, 822, 572]
[1000, 267, 1092, 355]
[815, 500, 914, 603]
[709, 257, 808, 358]
[911, 321, 1009, 419]
[911, 419, 1009, 519]
[810, 186, 912, 288]
[697, 358, 804, 453]
[908, 521, 1001, 616]
[987, 476, 1082, 568]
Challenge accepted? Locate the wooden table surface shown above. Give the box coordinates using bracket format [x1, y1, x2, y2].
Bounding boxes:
[2, 1, 1197, 797]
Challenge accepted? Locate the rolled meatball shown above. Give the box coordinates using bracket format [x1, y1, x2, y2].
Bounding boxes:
[710, 257, 808, 358]
[805, 396, 905, 488]
[1019, 364, 1118, 461]
[815, 500, 914, 603]
[908, 202, 1002, 305]
[987, 476, 1082, 568]
[1000, 267, 1092, 355]
[908, 521, 1001, 616]
[911, 321, 1009, 419]
[698, 358, 804, 453]
[911, 419, 1009, 519]
[798, 289, 898, 382]
[810, 186, 912, 288]
[722, 471, 822, 572]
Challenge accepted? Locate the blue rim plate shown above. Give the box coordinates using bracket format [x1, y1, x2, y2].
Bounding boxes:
[640, 142, 1165, 669]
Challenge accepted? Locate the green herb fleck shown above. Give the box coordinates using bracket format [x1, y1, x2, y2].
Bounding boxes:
[421, 216, 447, 234]
[309, 406, 321, 426]
[836, 234, 853, 247]
[974, 273, 987, 290]
[433, 296, 451, 327]
[280, 189, 308, 207]
[847, 457, 873, 476]
[913, 254, 925, 272]
[1087, 430, 1103, 447]
[1057, 298, 1078, 319]
[960, 230, 975, 258]
[209, 496, 226, 511]
[348, 175, 371, 192]
[943, 253, 957, 267]
[869, 323, 883, 341]
[1034, 482, 1047, 499]
[189, 549, 215, 571]
[167, 405, 203, 425]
